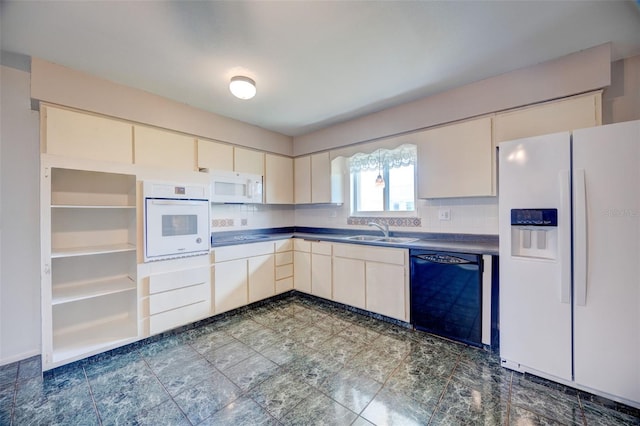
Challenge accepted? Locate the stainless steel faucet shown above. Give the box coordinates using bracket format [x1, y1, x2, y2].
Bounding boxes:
[368, 222, 389, 238]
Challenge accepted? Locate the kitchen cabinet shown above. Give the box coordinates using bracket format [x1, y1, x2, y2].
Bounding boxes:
[294, 153, 342, 204]
[41, 166, 138, 371]
[311, 241, 332, 299]
[332, 256, 366, 309]
[265, 154, 294, 204]
[213, 241, 276, 313]
[197, 138, 234, 171]
[234, 147, 265, 175]
[417, 116, 493, 198]
[332, 243, 409, 322]
[42, 104, 133, 164]
[275, 239, 294, 293]
[142, 263, 210, 335]
[134, 125, 196, 171]
[293, 239, 312, 293]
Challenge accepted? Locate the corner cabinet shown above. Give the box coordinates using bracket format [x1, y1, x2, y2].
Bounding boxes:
[41, 167, 138, 371]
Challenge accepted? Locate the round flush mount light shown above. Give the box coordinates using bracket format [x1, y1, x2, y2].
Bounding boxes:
[229, 76, 256, 100]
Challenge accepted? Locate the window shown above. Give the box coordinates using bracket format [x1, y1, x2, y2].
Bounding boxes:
[350, 144, 416, 213]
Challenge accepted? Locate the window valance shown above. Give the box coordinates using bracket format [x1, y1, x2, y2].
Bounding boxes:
[348, 144, 416, 173]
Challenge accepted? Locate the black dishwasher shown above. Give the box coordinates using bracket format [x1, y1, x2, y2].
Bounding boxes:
[410, 250, 483, 347]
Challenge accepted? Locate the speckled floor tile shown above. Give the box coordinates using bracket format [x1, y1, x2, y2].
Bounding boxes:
[131, 399, 191, 426]
[402, 341, 460, 378]
[202, 339, 256, 370]
[317, 335, 367, 364]
[199, 396, 279, 425]
[140, 341, 200, 370]
[352, 416, 375, 426]
[337, 323, 381, 346]
[292, 306, 328, 323]
[224, 318, 270, 340]
[508, 404, 565, 425]
[581, 400, 640, 426]
[430, 379, 507, 426]
[249, 370, 315, 420]
[151, 352, 217, 396]
[268, 316, 309, 336]
[136, 334, 186, 359]
[83, 349, 143, 380]
[510, 375, 584, 425]
[223, 353, 280, 391]
[172, 370, 242, 425]
[319, 366, 382, 413]
[384, 359, 449, 408]
[17, 356, 41, 381]
[289, 324, 334, 349]
[238, 326, 283, 352]
[281, 390, 358, 426]
[349, 348, 403, 383]
[13, 375, 99, 426]
[187, 327, 235, 354]
[370, 334, 413, 360]
[314, 316, 352, 334]
[361, 387, 435, 426]
[258, 336, 311, 367]
[0, 383, 15, 425]
[451, 352, 512, 395]
[286, 351, 344, 388]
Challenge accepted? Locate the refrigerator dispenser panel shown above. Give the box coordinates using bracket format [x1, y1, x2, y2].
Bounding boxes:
[510, 208, 558, 260]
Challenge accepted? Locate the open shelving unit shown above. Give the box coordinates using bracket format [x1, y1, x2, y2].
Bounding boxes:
[42, 167, 138, 370]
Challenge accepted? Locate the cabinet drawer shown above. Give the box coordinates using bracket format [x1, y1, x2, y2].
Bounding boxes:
[214, 241, 274, 262]
[276, 277, 293, 293]
[149, 283, 209, 315]
[148, 266, 210, 294]
[275, 252, 293, 266]
[149, 300, 210, 335]
[275, 239, 293, 252]
[311, 241, 332, 256]
[333, 243, 406, 265]
[276, 264, 294, 280]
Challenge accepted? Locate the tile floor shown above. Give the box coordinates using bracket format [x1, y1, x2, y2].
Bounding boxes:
[1, 294, 639, 425]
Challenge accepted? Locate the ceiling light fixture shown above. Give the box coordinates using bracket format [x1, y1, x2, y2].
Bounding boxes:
[229, 76, 256, 100]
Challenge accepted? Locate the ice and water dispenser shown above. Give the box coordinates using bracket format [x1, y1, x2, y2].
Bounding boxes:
[510, 209, 558, 260]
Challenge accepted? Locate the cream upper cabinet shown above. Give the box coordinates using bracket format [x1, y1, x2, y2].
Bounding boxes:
[42, 105, 133, 164]
[197, 139, 234, 171]
[493, 92, 602, 145]
[417, 116, 493, 198]
[134, 125, 196, 171]
[294, 156, 312, 204]
[234, 147, 265, 175]
[294, 152, 341, 204]
[265, 154, 294, 204]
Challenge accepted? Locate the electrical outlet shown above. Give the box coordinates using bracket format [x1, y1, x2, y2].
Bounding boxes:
[438, 208, 451, 221]
[241, 218, 248, 226]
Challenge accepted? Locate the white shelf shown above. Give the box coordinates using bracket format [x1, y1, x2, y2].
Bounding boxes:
[53, 276, 136, 305]
[51, 243, 136, 259]
[52, 316, 137, 365]
[52, 204, 135, 209]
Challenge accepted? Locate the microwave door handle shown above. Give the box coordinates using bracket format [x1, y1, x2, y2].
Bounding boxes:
[150, 199, 204, 206]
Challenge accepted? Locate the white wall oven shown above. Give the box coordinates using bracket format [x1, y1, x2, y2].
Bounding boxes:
[143, 181, 210, 262]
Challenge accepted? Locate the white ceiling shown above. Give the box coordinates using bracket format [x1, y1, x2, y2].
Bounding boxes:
[2, 1, 640, 137]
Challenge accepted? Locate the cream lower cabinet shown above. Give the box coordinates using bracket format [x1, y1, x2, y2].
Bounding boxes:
[332, 256, 366, 309]
[311, 241, 332, 299]
[213, 241, 276, 314]
[275, 240, 294, 293]
[332, 243, 409, 322]
[293, 239, 312, 293]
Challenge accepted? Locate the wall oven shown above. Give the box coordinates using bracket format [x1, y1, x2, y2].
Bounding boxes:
[143, 181, 210, 262]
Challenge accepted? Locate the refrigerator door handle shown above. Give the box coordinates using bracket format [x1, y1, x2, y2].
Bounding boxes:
[559, 170, 571, 304]
[574, 168, 588, 306]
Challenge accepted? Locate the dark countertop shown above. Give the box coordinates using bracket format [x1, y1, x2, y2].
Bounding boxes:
[211, 227, 499, 256]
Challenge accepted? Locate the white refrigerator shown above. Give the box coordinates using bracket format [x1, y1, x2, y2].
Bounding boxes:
[498, 120, 640, 408]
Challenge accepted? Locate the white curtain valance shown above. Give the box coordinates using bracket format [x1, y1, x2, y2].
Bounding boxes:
[348, 144, 416, 173]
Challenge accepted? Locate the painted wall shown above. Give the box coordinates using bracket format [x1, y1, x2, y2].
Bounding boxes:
[603, 55, 640, 124]
[0, 64, 41, 364]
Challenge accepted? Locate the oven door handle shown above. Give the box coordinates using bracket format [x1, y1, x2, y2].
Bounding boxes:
[149, 199, 207, 206]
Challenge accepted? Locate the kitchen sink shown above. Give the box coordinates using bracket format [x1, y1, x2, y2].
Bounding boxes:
[343, 235, 419, 244]
[231, 234, 271, 241]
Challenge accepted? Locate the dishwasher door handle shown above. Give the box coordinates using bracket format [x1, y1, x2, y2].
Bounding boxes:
[412, 254, 477, 265]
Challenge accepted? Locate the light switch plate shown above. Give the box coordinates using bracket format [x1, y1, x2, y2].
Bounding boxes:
[438, 208, 451, 221]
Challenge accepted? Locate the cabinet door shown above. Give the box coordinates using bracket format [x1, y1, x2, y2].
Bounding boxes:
[417, 117, 493, 198]
[197, 139, 233, 171]
[333, 257, 365, 309]
[134, 125, 196, 171]
[265, 154, 294, 204]
[294, 251, 311, 293]
[365, 262, 408, 322]
[234, 147, 264, 175]
[43, 106, 133, 164]
[311, 152, 331, 203]
[214, 259, 248, 314]
[493, 92, 601, 145]
[311, 253, 332, 300]
[248, 254, 275, 303]
[294, 156, 311, 204]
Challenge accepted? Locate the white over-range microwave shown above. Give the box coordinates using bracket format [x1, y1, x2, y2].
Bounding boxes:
[210, 170, 263, 204]
[143, 181, 210, 262]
